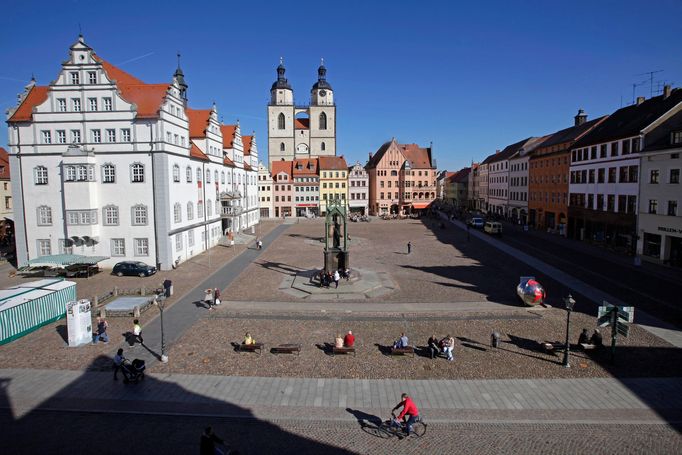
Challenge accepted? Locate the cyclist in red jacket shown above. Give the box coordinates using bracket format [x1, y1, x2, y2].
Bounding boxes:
[391, 393, 419, 435]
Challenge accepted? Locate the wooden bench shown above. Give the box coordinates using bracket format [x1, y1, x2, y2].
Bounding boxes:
[271, 344, 301, 355]
[239, 343, 264, 355]
[332, 346, 356, 356]
[390, 346, 415, 357]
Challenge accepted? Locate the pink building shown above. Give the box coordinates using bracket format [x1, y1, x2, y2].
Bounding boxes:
[271, 160, 294, 218]
[366, 139, 437, 215]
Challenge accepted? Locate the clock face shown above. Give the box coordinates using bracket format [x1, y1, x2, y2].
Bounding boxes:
[319, 90, 326, 97]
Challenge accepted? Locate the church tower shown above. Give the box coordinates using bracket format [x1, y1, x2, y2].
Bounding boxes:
[268, 58, 295, 164]
[267, 59, 337, 166]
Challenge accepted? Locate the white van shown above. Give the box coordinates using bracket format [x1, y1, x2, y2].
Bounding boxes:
[484, 221, 503, 235]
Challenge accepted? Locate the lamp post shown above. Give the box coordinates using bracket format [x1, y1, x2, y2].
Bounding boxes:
[154, 291, 168, 363]
[562, 293, 576, 368]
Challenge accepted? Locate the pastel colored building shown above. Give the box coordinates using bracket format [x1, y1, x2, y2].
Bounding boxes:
[293, 158, 320, 217]
[318, 156, 348, 215]
[271, 160, 293, 218]
[348, 161, 369, 215]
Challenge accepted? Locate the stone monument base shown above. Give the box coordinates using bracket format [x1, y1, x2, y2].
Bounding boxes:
[324, 249, 350, 272]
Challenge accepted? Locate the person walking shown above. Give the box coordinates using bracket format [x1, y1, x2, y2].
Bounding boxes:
[93, 317, 109, 344]
[113, 348, 124, 381]
[333, 269, 340, 288]
[133, 319, 143, 345]
[204, 288, 214, 310]
[407, 241, 412, 254]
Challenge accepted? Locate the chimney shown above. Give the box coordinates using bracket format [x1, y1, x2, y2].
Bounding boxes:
[664, 85, 672, 99]
[574, 108, 587, 126]
[636, 96, 645, 105]
[495, 149, 500, 154]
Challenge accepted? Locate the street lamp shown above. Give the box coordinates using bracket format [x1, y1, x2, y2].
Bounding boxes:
[562, 293, 576, 368]
[154, 291, 168, 363]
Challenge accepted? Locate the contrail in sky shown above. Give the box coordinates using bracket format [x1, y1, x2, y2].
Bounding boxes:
[0, 76, 29, 83]
[117, 52, 155, 67]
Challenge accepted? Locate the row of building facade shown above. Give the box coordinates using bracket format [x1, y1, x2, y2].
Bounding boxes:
[441, 88, 682, 267]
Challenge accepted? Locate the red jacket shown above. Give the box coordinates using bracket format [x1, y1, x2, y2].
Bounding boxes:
[397, 397, 419, 420]
[344, 333, 355, 347]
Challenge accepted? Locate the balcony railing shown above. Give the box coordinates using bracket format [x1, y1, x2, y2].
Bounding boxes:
[221, 206, 243, 217]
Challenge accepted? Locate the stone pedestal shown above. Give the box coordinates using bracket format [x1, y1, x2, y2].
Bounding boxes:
[324, 249, 350, 272]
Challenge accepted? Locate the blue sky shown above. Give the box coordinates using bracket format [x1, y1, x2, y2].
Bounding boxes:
[1, 0, 681, 171]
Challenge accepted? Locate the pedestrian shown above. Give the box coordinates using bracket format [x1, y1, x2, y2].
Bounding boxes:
[113, 348, 124, 381]
[133, 319, 143, 344]
[93, 317, 109, 344]
[427, 334, 439, 359]
[333, 269, 340, 288]
[213, 287, 221, 306]
[407, 241, 412, 254]
[204, 288, 213, 310]
[200, 426, 225, 455]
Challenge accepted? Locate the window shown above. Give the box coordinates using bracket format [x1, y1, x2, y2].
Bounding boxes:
[648, 199, 658, 214]
[589, 169, 595, 183]
[221, 171, 225, 184]
[70, 72, 79, 84]
[196, 168, 202, 182]
[72, 98, 81, 112]
[173, 164, 180, 182]
[37, 206, 52, 225]
[669, 201, 678, 216]
[611, 142, 619, 157]
[132, 205, 148, 225]
[92, 129, 101, 143]
[319, 112, 327, 130]
[41, 130, 51, 144]
[643, 233, 662, 257]
[37, 239, 51, 256]
[111, 239, 125, 256]
[188, 230, 195, 247]
[672, 131, 682, 145]
[66, 210, 97, 225]
[670, 169, 680, 184]
[187, 202, 194, 220]
[278, 113, 285, 129]
[102, 164, 115, 183]
[56, 130, 66, 144]
[34, 166, 48, 185]
[622, 139, 631, 155]
[607, 195, 615, 211]
[618, 195, 626, 213]
[280, 142, 285, 152]
[106, 129, 116, 142]
[600, 144, 607, 158]
[175, 234, 183, 251]
[103, 205, 119, 225]
[627, 195, 637, 214]
[207, 199, 213, 217]
[619, 167, 628, 183]
[197, 201, 204, 217]
[88, 71, 97, 84]
[103, 97, 112, 111]
[166, 132, 172, 143]
[650, 170, 660, 184]
[134, 238, 149, 256]
[57, 98, 67, 112]
[590, 146, 597, 160]
[632, 137, 641, 153]
[121, 129, 131, 142]
[214, 170, 218, 183]
[321, 142, 326, 151]
[71, 129, 81, 144]
[174, 203, 182, 223]
[88, 98, 98, 111]
[597, 168, 605, 183]
[608, 167, 616, 183]
[131, 163, 144, 183]
[206, 169, 211, 183]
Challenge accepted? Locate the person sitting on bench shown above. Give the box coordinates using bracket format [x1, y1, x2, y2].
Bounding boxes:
[590, 329, 603, 347]
[344, 330, 355, 347]
[578, 328, 590, 345]
[335, 334, 344, 349]
[393, 332, 409, 349]
[243, 332, 256, 345]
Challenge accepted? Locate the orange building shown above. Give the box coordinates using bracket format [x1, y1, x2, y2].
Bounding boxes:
[529, 110, 606, 231]
[366, 139, 437, 215]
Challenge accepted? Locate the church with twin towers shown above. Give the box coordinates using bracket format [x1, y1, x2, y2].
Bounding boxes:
[267, 59, 337, 165]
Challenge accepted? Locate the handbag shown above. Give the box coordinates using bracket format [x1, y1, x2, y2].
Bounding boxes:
[214, 298, 221, 305]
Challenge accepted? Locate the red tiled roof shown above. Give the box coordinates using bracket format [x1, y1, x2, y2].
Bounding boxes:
[95, 56, 145, 85]
[318, 155, 348, 170]
[7, 85, 49, 122]
[400, 143, 433, 169]
[0, 147, 10, 179]
[220, 125, 237, 149]
[243, 162, 253, 171]
[242, 135, 253, 155]
[295, 118, 309, 129]
[223, 156, 235, 167]
[187, 108, 212, 138]
[271, 160, 292, 179]
[293, 158, 318, 175]
[190, 141, 209, 161]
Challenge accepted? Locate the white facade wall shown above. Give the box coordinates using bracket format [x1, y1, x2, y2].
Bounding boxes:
[348, 163, 369, 214]
[488, 159, 509, 215]
[258, 163, 274, 217]
[509, 154, 529, 216]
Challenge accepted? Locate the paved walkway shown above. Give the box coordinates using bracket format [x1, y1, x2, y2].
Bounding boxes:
[125, 223, 290, 366]
[2, 368, 681, 425]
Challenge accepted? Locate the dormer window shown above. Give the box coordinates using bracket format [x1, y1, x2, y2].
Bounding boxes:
[672, 131, 682, 145]
[88, 71, 97, 84]
[70, 72, 80, 85]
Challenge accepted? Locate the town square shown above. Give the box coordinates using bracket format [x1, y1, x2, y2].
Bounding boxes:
[1, 1, 682, 454]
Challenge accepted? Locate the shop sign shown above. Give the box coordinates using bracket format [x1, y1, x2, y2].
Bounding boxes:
[657, 226, 682, 234]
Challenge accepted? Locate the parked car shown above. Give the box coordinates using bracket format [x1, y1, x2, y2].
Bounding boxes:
[469, 217, 485, 229]
[112, 261, 157, 277]
[484, 221, 503, 235]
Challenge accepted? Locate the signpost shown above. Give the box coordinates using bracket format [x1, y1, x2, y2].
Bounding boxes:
[597, 301, 634, 363]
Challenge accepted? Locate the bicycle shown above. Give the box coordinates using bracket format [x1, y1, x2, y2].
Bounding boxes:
[368, 415, 427, 439]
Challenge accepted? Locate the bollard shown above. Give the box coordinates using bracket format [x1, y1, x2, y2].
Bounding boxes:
[113, 286, 119, 296]
[491, 331, 500, 348]
[134, 306, 140, 318]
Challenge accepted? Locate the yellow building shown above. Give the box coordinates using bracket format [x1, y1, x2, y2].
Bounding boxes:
[318, 156, 348, 215]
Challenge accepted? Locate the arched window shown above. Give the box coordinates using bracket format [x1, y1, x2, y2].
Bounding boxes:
[186, 166, 192, 182]
[206, 169, 211, 183]
[280, 142, 285, 152]
[215, 200, 220, 215]
[196, 168, 202, 182]
[102, 164, 116, 183]
[172, 164, 180, 182]
[197, 201, 204, 218]
[321, 142, 326, 151]
[131, 204, 148, 225]
[221, 171, 225, 184]
[131, 163, 144, 183]
[207, 199, 213, 217]
[187, 202, 194, 220]
[278, 113, 285, 129]
[103, 205, 119, 225]
[319, 112, 327, 130]
[214, 170, 219, 183]
[174, 203, 182, 223]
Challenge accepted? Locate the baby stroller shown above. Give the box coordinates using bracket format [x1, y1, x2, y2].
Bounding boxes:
[121, 358, 146, 384]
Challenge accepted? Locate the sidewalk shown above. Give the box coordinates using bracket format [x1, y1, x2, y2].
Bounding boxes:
[2, 368, 681, 425]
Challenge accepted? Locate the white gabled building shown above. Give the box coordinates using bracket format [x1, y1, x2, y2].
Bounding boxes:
[257, 162, 274, 218]
[6, 35, 259, 270]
